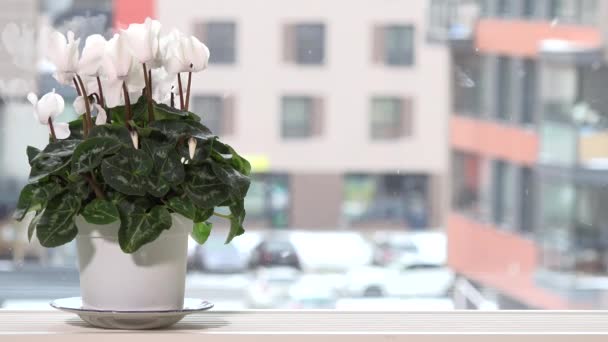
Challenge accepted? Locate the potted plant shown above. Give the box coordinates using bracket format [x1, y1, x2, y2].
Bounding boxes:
[13, 18, 250, 311]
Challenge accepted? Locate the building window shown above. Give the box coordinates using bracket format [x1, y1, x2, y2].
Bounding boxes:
[451, 151, 482, 217]
[283, 23, 325, 65]
[194, 21, 236, 64]
[343, 174, 429, 228]
[522, 0, 536, 18]
[496, 56, 511, 121]
[191, 95, 235, 136]
[281, 96, 323, 139]
[245, 174, 290, 229]
[519, 167, 534, 233]
[548, 0, 597, 25]
[496, 0, 510, 17]
[373, 25, 415, 66]
[370, 97, 412, 140]
[491, 160, 515, 227]
[520, 59, 537, 125]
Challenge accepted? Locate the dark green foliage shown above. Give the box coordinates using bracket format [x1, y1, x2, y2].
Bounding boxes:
[16, 99, 250, 253]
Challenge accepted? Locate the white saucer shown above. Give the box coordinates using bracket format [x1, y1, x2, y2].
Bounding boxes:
[50, 297, 213, 329]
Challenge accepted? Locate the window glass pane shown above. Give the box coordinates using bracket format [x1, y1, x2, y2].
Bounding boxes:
[282, 96, 313, 138]
[495, 56, 511, 120]
[371, 97, 402, 139]
[206, 22, 236, 64]
[191, 95, 223, 134]
[295, 24, 324, 64]
[343, 174, 428, 228]
[384, 25, 414, 66]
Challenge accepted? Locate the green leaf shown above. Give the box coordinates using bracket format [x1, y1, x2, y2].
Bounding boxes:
[26, 146, 41, 165]
[89, 125, 132, 145]
[141, 139, 185, 197]
[111, 96, 148, 125]
[36, 192, 80, 247]
[28, 210, 43, 242]
[117, 203, 172, 253]
[82, 199, 120, 225]
[29, 140, 81, 183]
[192, 221, 212, 244]
[211, 163, 250, 199]
[154, 102, 200, 121]
[183, 164, 230, 208]
[71, 137, 122, 174]
[166, 195, 213, 222]
[101, 148, 153, 196]
[150, 120, 215, 142]
[13, 182, 63, 221]
[212, 140, 251, 176]
[68, 119, 84, 140]
[226, 199, 246, 244]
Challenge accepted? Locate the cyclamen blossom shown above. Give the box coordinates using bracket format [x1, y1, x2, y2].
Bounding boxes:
[27, 90, 70, 139]
[164, 31, 210, 74]
[121, 17, 162, 66]
[73, 96, 107, 125]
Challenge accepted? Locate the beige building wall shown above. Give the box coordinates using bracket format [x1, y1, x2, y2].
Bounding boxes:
[156, 0, 450, 229]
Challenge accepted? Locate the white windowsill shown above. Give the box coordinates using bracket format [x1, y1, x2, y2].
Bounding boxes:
[1, 310, 608, 341]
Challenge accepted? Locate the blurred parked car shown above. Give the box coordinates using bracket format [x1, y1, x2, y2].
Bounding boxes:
[371, 230, 443, 266]
[245, 267, 300, 308]
[343, 233, 453, 298]
[249, 235, 301, 270]
[289, 231, 373, 272]
[195, 237, 247, 273]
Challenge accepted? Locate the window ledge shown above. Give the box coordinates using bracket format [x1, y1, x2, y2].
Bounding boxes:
[1, 310, 608, 341]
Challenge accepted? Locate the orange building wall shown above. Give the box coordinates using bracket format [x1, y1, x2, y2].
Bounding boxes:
[476, 19, 602, 57]
[450, 116, 539, 165]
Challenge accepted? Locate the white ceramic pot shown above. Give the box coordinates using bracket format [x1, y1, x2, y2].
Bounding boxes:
[75, 214, 191, 311]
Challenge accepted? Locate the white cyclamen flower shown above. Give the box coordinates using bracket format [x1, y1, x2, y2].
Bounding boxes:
[101, 33, 146, 107]
[73, 96, 107, 125]
[78, 34, 107, 77]
[121, 17, 162, 66]
[130, 131, 139, 149]
[46, 30, 80, 85]
[164, 30, 210, 74]
[27, 90, 70, 139]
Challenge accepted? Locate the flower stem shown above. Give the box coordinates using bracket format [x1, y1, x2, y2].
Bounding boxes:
[177, 73, 185, 110]
[84, 173, 105, 199]
[122, 81, 132, 130]
[96, 76, 107, 119]
[76, 75, 93, 136]
[142, 63, 154, 122]
[213, 212, 232, 220]
[185, 71, 192, 111]
[47, 118, 57, 142]
[72, 77, 88, 136]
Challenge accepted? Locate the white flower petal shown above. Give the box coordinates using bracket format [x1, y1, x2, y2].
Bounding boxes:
[37, 90, 64, 122]
[79, 34, 107, 76]
[73, 96, 86, 114]
[52, 122, 71, 140]
[130, 131, 139, 149]
[188, 137, 197, 159]
[94, 104, 107, 125]
[26, 92, 37, 106]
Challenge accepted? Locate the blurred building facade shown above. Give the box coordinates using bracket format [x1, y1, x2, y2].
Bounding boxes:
[438, 0, 608, 309]
[123, 0, 452, 230]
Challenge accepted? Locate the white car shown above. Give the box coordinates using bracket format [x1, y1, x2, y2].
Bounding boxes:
[343, 230, 453, 298]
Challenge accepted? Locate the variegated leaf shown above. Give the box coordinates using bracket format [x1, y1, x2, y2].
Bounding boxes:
[82, 199, 120, 225]
[101, 149, 153, 196]
[36, 192, 80, 247]
[71, 137, 122, 174]
[117, 203, 172, 253]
